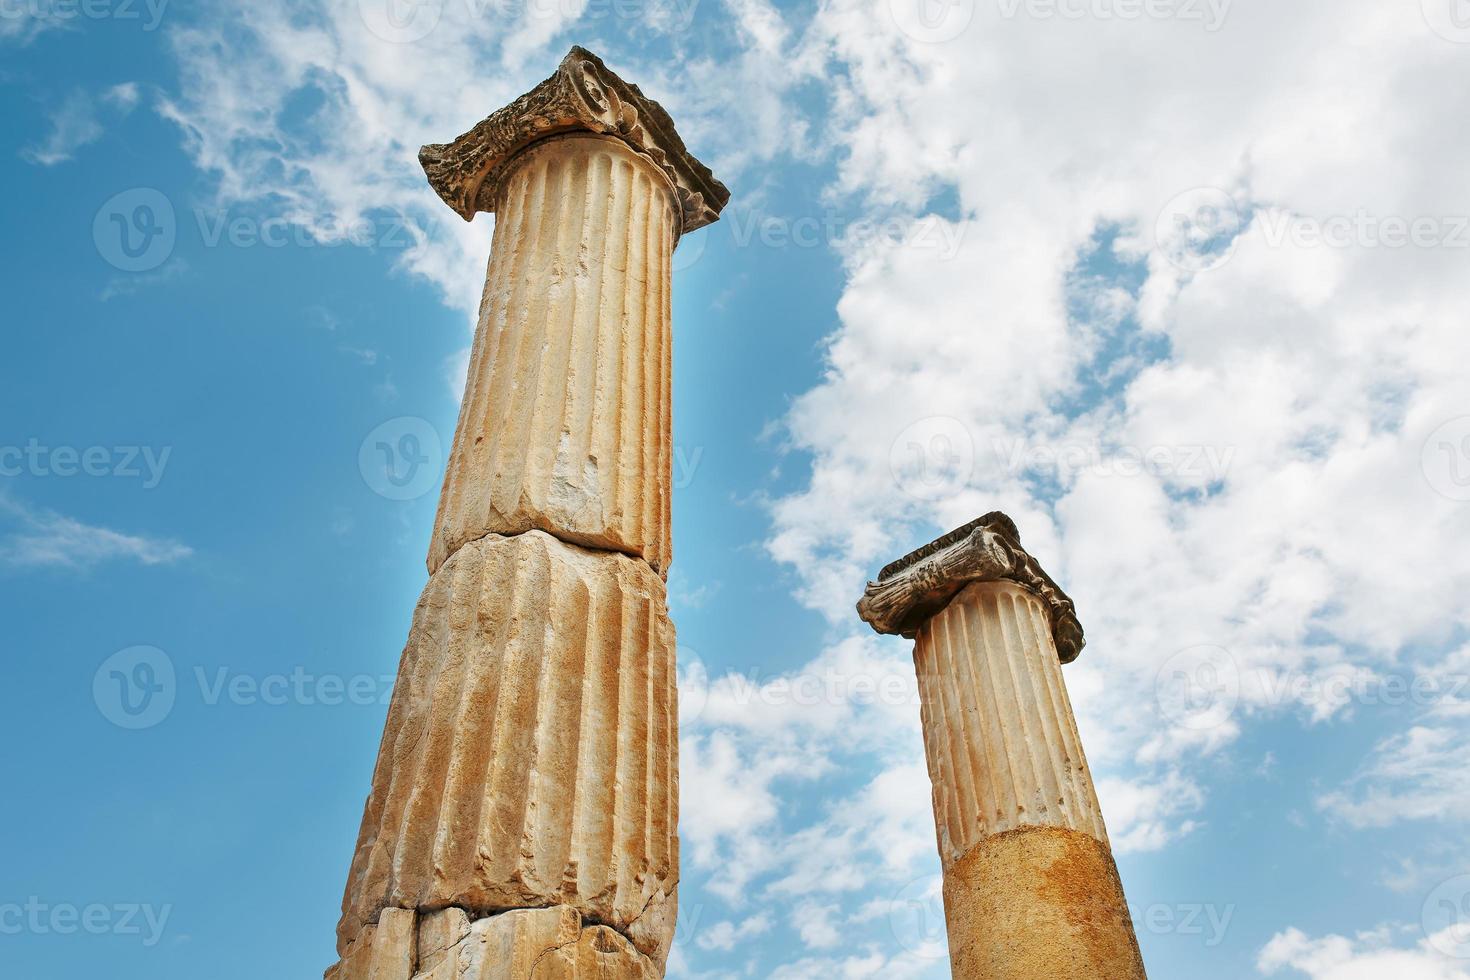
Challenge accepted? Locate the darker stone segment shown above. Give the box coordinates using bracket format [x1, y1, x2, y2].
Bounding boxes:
[857, 511, 1085, 663]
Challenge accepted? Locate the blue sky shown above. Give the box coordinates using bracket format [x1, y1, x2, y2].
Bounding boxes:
[4, 1, 1470, 978]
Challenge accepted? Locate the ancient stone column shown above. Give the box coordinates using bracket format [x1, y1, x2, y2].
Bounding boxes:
[327, 47, 727, 980]
[859, 512, 1147, 980]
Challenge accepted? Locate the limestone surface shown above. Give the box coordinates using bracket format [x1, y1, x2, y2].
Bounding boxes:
[333, 45, 727, 980]
[944, 826, 1147, 979]
[860, 512, 1147, 979]
[338, 530, 679, 968]
[857, 511, 1084, 662]
[412, 906, 657, 980]
[328, 908, 417, 980]
[427, 135, 678, 578]
[916, 580, 1108, 862]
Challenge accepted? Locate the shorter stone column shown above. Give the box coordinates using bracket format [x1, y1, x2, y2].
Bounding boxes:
[859, 512, 1146, 980]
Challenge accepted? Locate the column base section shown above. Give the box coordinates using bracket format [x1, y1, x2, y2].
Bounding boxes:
[337, 529, 678, 970]
[943, 826, 1147, 980]
[326, 906, 658, 980]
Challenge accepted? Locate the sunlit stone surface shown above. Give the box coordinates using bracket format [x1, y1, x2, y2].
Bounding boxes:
[329, 46, 727, 980]
[860, 513, 1148, 980]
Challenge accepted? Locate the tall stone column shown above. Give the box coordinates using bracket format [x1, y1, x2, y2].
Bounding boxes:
[859, 512, 1147, 980]
[328, 47, 727, 980]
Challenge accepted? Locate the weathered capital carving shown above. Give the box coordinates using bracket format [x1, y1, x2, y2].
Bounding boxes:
[856, 512, 1085, 663]
[419, 45, 730, 235]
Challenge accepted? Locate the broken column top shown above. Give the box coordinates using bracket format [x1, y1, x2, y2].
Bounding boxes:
[856, 511, 1086, 663]
[419, 45, 730, 233]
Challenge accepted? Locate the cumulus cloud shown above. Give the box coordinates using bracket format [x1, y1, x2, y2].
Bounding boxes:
[142, 0, 1470, 973]
[761, 0, 1470, 855]
[1258, 927, 1470, 980]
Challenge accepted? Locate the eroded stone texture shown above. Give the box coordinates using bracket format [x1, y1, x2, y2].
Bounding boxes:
[428, 134, 678, 577]
[860, 513, 1146, 980]
[416, 908, 470, 973]
[334, 46, 726, 980]
[329, 908, 417, 980]
[419, 46, 728, 233]
[338, 531, 679, 968]
[410, 906, 657, 980]
[858, 511, 1084, 662]
[917, 580, 1108, 861]
[944, 827, 1146, 980]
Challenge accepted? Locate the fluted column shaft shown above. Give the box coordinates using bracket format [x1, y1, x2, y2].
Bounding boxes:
[331, 47, 728, 980]
[336, 139, 682, 973]
[858, 514, 1146, 980]
[918, 581, 1145, 979]
[429, 134, 677, 577]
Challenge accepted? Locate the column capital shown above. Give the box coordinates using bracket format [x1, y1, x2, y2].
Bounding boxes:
[856, 511, 1085, 663]
[419, 46, 730, 233]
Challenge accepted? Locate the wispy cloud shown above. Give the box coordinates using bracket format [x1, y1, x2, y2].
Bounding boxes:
[0, 495, 191, 570]
[99, 256, 189, 301]
[22, 83, 139, 166]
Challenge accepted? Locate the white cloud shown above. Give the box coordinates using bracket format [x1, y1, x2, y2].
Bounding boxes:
[139, 0, 1470, 973]
[694, 910, 773, 952]
[1319, 725, 1470, 829]
[761, 0, 1470, 851]
[22, 83, 138, 165]
[0, 496, 191, 570]
[1258, 927, 1470, 980]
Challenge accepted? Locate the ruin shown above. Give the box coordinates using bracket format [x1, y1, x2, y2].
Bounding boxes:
[859, 512, 1148, 979]
[327, 46, 728, 980]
